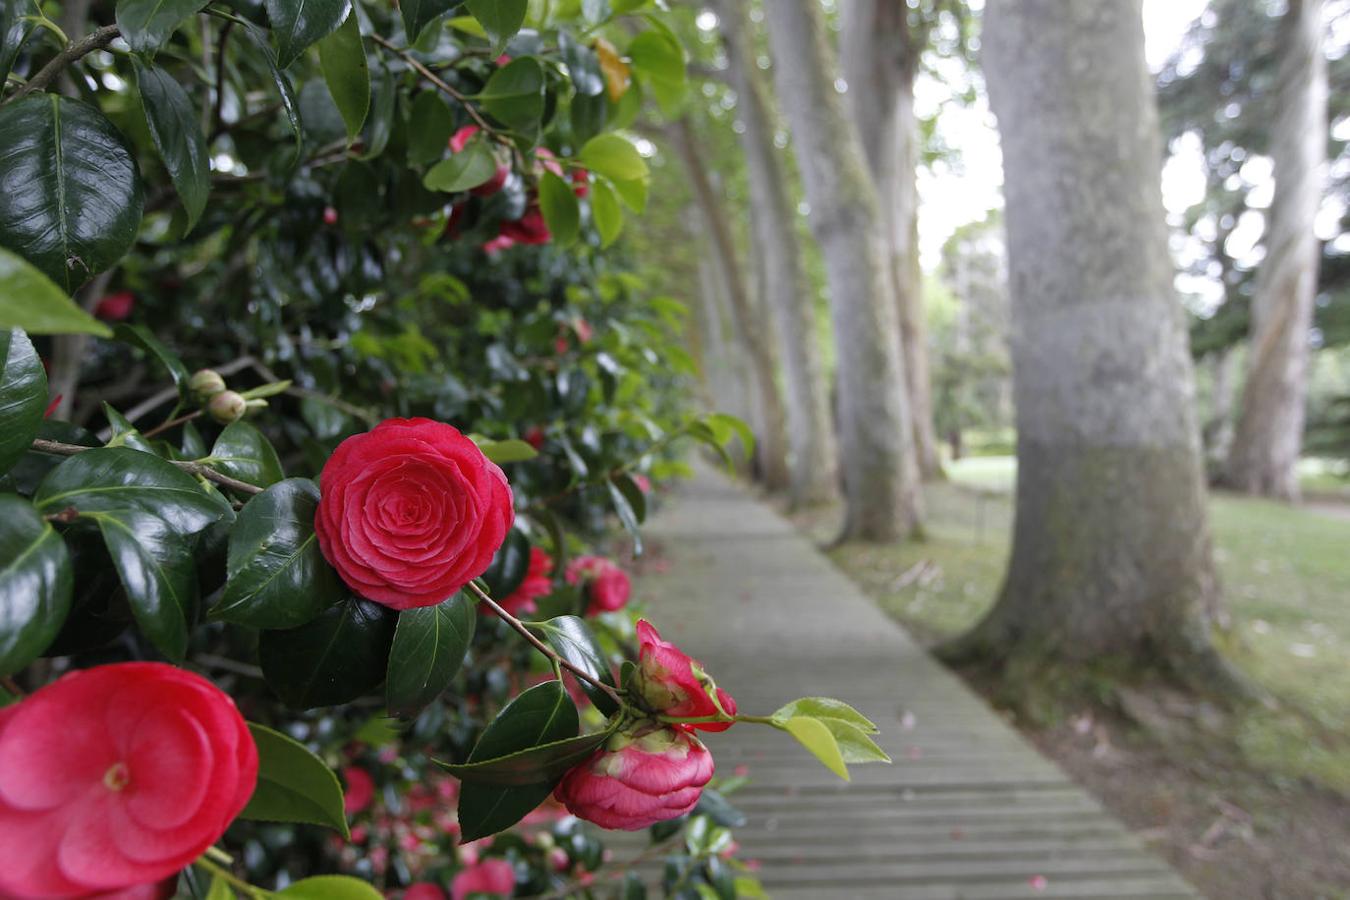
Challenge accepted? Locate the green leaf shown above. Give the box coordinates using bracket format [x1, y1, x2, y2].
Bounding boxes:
[210, 420, 284, 488]
[133, 61, 209, 231]
[0, 329, 46, 475]
[534, 615, 618, 716]
[406, 91, 455, 167]
[458, 680, 578, 841]
[115, 0, 210, 51]
[539, 171, 580, 246]
[386, 593, 476, 718]
[590, 178, 623, 247]
[103, 404, 155, 453]
[265, 0, 350, 69]
[401, 0, 462, 44]
[203, 874, 234, 900]
[114, 324, 191, 401]
[438, 725, 614, 786]
[423, 135, 497, 192]
[821, 718, 891, 765]
[783, 716, 849, 781]
[240, 23, 304, 159]
[769, 697, 878, 733]
[0, 96, 144, 292]
[0, 248, 111, 337]
[275, 876, 382, 900]
[465, 0, 526, 51]
[34, 447, 230, 533]
[1, 0, 37, 92]
[478, 56, 544, 131]
[705, 412, 755, 460]
[627, 29, 686, 117]
[213, 478, 344, 628]
[480, 527, 531, 599]
[317, 8, 369, 143]
[0, 495, 72, 676]
[475, 437, 539, 465]
[611, 173, 647, 213]
[560, 30, 603, 97]
[89, 508, 196, 661]
[240, 722, 350, 837]
[359, 57, 395, 160]
[259, 597, 396, 709]
[577, 133, 647, 182]
[609, 471, 646, 524]
[606, 475, 642, 555]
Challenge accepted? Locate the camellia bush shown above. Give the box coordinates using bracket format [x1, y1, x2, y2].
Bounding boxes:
[0, 1, 889, 898]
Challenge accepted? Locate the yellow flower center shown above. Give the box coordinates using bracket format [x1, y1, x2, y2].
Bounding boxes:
[103, 761, 131, 792]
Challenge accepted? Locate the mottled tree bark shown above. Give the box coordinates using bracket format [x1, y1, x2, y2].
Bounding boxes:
[942, 0, 1238, 690]
[668, 118, 791, 491]
[763, 0, 923, 541]
[841, 0, 943, 481]
[715, 0, 837, 507]
[1224, 0, 1327, 500]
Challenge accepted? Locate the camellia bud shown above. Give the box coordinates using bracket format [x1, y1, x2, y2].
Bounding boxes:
[188, 368, 227, 399]
[208, 390, 247, 424]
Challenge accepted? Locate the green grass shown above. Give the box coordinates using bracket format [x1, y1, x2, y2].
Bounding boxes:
[815, 457, 1350, 792]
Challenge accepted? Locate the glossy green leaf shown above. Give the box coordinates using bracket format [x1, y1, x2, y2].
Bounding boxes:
[610, 471, 646, 524]
[115, 0, 210, 51]
[34, 447, 230, 533]
[559, 30, 603, 97]
[401, 0, 462, 44]
[534, 615, 618, 715]
[0, 248, 111, 337]
[240, 722, 350, 837]
[628, 29, 686, 117]
[259, 597, 396, 709]
[317, 8, 369, 143]
[214, 478, 344, 628]
[465, 0, 526, 51]
[134, 61, 209, 231]
[265, 0, 349, 69]
[458, 680, 578, 841]
[0, 96, 144, 292]
[539, 171, 580, 246]
[89, 508, 195, 661]
[210, 420, 284, 488]
[821, 718, 891, 765]
[693, 787, 746, 828]
[577, 133, 647, 182]
[783, 716, 848, 781]
[240, 23, 304, 159]
[769, 696, 878, 733]
[0, 496, 72, 676]
[0, 0, 36, 89]
[102, 405, 155, 453]
[478, 56, 544, 130]
[423, 135, 497, 192]
[438, 725, 615, 786]
[590, 178, 623, 247]
[114, 324, 191, 401]
[480, 527, 531, 599]
[0, 329, 46, 475]
[386, 593, 475, 717]
[359, 57, 395, 159]
[275, 876, 381, 900]
[406, 91, 455, 167]
[606, 475, 642, 555]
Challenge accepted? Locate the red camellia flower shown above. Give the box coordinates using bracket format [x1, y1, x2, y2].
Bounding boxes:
[522, 426, 546, 450]
[564, 556, 631, 616]
[449, 125, 509, 196]
[94, 291, 134, 322]
[404, 884, 445, 900]
[315, 418, 514, 610]
[0, 663, 258, 899]
[450, 859, 514, 900]
[498, 206, 551, 246]
[633, 620, 738, 732]
[491, 547, 553, 618]
[342, 767, 374, 814]
[554, 724, 714, 830]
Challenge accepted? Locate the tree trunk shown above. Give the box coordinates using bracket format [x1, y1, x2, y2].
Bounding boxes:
[942, 0, 1239, 692]
[668, 118, 791, 492]
[1224, 0, 1326, 501]
[1203, 347, 1239, 468]
[840, 0, 943, 482]
[763, 0, 923, 541]
[691, 225, 755, 475]
[714, 0, 837, 507]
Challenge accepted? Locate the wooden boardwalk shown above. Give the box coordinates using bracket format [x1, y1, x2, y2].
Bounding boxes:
[623, 470, 1197, 899]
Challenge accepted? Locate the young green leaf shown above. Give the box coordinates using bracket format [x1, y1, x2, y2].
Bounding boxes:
[115, 0, 210, 51]
[769, 697, 878, 733]
[265, 0, 350, 69]
[317, 8, 369, 143]
[0, 329, 47, 474]
[259, 597, 396, 709]
[275, 876, 382, 900]
[241, 722, 350, 838]
[386, 594, 476, 718]
[423, 137, 498, 192]
[783, 715, 849, 781]
[590, 178, 623, 247]
[819, 718, 891, 765]
[133, 61, 209, 231]
[539, 171, 580, 246]
[0, 250, 111, 337]
[0, 495, 72, 676]
[578, 133, 647, 182]
[627, 29, 686, 117]
[475, 437, 540, 465]
[210, 420, 285, 488]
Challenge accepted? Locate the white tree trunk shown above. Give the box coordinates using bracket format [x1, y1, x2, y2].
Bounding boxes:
[763, 0, 923, 541]
[840, 0, 943, 481]
[715, 0, 837, 507]
[1224, 0, 1327, 501]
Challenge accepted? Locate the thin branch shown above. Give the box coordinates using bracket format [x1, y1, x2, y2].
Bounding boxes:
[0, 676, 24, 698]
[141, 409, 203, 439]
[31, 438, 264, 497]
[5, 24, 121, 105]
[465, 581, 626, 708]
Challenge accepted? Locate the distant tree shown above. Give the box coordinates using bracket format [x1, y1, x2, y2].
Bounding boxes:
[942, 0, 1241, 693]
[763, 0, 923, 540]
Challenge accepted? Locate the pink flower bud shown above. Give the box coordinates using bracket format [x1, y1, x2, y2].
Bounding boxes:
[342, 766, 375, 814]
[564, 556, 631, 616]
[553, 724, 714, 830]
[633, 619, 738, 731]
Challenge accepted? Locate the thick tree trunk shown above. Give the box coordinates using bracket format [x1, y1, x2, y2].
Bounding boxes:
[763, 0, 923, 541]
[1224, 0, 1326, 501]
[692, 233, 755, 474]
[942, 0, 1238, 691]
[715, 0, 837, 507]
[841, 0, 943, 482]
[668, 118, 791, 492]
